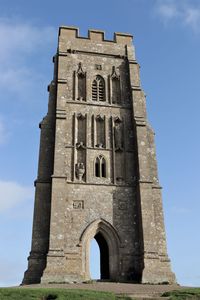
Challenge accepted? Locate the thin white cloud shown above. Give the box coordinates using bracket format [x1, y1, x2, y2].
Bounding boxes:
[184, 7, 200, 31]
[0, 180, 33, 213]
[157, 2, 179, 20]
[0, 66, 44, 97]
[155, 0, 200, 33]
[0, 18, 56, 100]
[0, 18, 56, 61]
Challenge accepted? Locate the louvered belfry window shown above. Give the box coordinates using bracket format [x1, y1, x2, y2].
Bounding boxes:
[92, 75, 105, 101]
[92, 80, 98, 101]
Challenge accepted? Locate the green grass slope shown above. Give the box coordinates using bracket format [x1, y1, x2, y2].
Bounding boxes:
[0, 288, 131, 300]
[162, 288, 200, 299]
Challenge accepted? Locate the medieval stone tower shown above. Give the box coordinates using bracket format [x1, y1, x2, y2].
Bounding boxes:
[22, 26, 175, 285]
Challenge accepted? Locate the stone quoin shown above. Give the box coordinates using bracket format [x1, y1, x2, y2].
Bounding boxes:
[22, 26, 176, 284]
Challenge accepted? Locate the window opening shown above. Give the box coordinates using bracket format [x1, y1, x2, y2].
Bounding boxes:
[92, 75, 105, 101]
[95, 156, 106, 178]
[92, 80, 97, 101]
[95, 158, 100, 177]
[101, 158, 106, 178]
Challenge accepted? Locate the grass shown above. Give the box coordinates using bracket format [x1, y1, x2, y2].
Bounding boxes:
[0, 288, 130, 300]
[3, 287, 200, 300]
[162, 288, 200, 299]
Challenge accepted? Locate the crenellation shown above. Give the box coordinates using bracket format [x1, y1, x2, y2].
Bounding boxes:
[114, 32, 133, 45]
[59, 26, 79, 39]
[88, 29, 105, 41]
[59, 26, 133, 45]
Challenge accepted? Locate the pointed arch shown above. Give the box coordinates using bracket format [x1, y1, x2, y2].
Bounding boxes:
[101, 157, 106, 178]
[95, 157, 100, 177]
[92, 75, 105, 101]
[94, 155, 107, 178]
[74, 62, 86, 101]
[79, 218, 121, 281]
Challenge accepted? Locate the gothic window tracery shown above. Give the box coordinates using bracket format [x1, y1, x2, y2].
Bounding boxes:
[92, 75, 105, 101]
[95, 155, 106, 178]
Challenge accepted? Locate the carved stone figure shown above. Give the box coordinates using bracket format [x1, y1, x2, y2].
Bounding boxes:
[75, 163, 85, 180]
[114, 120, 123, 150]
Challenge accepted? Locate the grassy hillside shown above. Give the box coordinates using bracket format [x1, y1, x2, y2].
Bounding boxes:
[163, 288, 200, 299]
[0, 288, 130, 300]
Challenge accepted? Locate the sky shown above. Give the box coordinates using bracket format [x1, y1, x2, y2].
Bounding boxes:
[0, 0, 200, 287]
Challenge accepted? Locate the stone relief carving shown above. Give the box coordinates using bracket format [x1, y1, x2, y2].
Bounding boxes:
[114, 117, 123, 151]
[95, 143, 104, 148]
[118, 200, 127, 210]
[111, 66, 120, 80]
[116, 176, 124, 183]
[77, 113, 86, 120]
[76, 142, 86, 149]
[73, 200, 84, 209]
[77, 62, 85, 77]
[75, 163, 85, 181]
[96, 114, 104, 122]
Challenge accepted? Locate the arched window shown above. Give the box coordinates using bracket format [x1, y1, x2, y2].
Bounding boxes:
[92, 76, 105, 101]
[95, 156, 106, 178]
[95, 157, 100, 177]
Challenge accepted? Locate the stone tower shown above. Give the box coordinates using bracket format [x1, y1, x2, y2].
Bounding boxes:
[22, 26, 175, 285]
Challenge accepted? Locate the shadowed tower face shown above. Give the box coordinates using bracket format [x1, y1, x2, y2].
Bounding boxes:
[22, 26, 176, 285]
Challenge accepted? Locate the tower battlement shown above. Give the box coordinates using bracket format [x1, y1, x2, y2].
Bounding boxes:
[58, 26, 135, 60]
[59, 26, 133, 44]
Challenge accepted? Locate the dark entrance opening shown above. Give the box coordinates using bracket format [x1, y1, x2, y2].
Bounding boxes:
[94, 232, 110, 280]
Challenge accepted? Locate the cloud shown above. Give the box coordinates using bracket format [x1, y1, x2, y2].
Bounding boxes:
[0, 18, 56, 62]
[184, 7, 200, 31]
[0, 66, 44, 97]
[0, 180, 33, 213]
[155, 0, 200, 32]
[0, 18, 56, 100]
[156, 1, 179, 20]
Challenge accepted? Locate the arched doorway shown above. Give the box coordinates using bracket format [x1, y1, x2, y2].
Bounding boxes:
[79, 219, 121, 281]
[90, 238, 100, 279]
[94, 232, 109, 280]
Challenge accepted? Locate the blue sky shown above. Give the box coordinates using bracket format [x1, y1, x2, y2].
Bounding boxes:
[0, 0, 200, 287]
